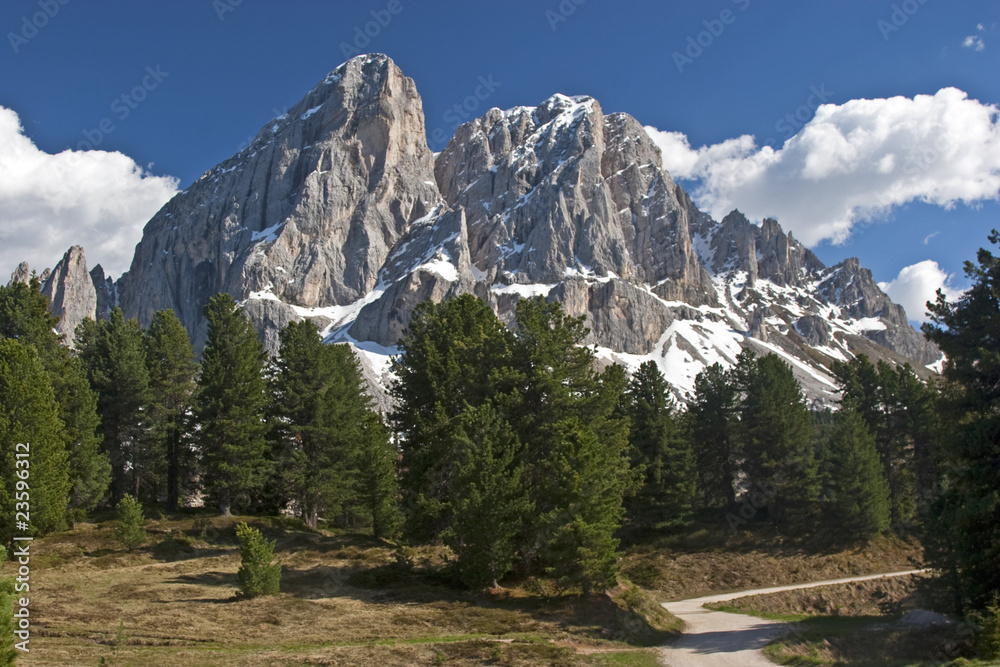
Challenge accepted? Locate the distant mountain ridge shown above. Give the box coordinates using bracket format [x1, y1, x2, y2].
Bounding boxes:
[9, 54, 940, 405]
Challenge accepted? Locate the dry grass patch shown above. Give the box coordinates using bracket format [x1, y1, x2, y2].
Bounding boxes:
[620, 524, 924, 601]
[4, 513, 672, 666]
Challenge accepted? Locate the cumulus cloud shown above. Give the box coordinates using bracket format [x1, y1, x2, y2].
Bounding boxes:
[878, 260, 964, 323]
[0, 106, 179, 279]
[645, 87, 1000, 247]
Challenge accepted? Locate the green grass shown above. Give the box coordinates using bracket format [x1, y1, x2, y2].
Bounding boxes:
[705, 602, 810, 622]
[763, 615, 994, 666]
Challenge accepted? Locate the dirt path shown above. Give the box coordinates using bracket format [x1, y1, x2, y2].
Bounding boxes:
[658, 569, 928, 666]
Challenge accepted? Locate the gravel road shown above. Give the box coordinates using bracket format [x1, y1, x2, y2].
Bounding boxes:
[658, 569, 928, 666]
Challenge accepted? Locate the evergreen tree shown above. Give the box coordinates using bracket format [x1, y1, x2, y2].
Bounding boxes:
[391, 295, 516, 541]
[235, 522, 281, 598]
[113, 494, 146, 553]
[820, 410, 891, 540]
[58, 355, 110, 522]
[922, 230, 1000, 610]
[687, 362, 739, 509]
[620, 361, 696, 531]
[443, 403, 531, 588]
[511, 298, 634, 593]
[737, 351, 819, 527]
[145, 309, 198, 511]
[833, 355, 938, 527]
[0, 279, 108, 521]
[391, 295, 633, 592]
[272, 320, 384, 529]
[195, 294, 269, 516]
[77, 309, 151, 502]
[0, 339, 70, 542]
[356, 411, 401, 540]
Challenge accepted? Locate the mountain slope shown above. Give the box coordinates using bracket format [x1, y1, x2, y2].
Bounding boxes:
[18, 54, 940, 405]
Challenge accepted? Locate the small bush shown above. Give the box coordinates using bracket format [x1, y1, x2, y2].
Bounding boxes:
[113, 495, 146, 553]
[235, 522, 280, 598]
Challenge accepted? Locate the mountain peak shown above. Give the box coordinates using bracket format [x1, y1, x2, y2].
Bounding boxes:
[43, 54, 936, 405]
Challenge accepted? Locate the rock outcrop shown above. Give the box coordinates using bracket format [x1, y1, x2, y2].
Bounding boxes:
[39, 246, 97, 345]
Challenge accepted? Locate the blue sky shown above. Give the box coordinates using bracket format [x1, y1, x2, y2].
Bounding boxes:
[1, 0, 998, 322]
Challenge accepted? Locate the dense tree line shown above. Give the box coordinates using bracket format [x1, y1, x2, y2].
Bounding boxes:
[2, 227, 998, 618]
[0, 281, 394, 544]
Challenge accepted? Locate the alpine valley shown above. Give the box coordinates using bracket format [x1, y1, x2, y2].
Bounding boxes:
[10, 54, 942, 407]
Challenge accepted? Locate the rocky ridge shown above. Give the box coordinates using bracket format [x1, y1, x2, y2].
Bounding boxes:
[14, 54, 941, 404]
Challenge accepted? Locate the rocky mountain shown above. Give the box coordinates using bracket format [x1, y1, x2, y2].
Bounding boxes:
[7, 245, 115, 346]
[15, 54, 941, 405]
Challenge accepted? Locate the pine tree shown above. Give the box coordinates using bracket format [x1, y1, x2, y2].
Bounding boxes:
[145, 309, 198, 511]
[196, 294, 269, 516]
[443, 403, 531, 589]
[272, 320, 382, 529]
[820, 410, 891, 540]
[391, 294, 516, 541]
[77, 309, 152, 502]
[620, 361, 696, 531]
[687, 362, 739, 509]
[235, 521, 281, 598]
[833, 355, 938, 527]
[114, 494, 146, 553]
[511, 298, 633, 593]
[58, 355, 110, 523]
[356, 411, 401, 540]
[0, 279, 108, 521]
[0, 339, 70, 543]
[922, 229, 1000, 610]
[737, 352, 819, 528]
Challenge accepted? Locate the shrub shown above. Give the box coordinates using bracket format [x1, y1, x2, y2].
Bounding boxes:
[235, 522, 280, 598]
[113, 495, 146, 553]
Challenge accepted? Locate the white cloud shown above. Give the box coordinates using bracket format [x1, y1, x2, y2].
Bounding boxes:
[878, 260, 963, 323]
[922, 231, 940, 244]
[963, 35, 985, 51]
[0, 106, 179, 279]
[645, 87, 1000, 247]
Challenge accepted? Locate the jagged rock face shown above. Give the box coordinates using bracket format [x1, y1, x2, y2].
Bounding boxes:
[8, 262, 31, 286]
[434, 97, 715, 306]
[65, 52, 938, 405]
[117, 54, 442, 348]
[349, 207, 476, 346]
[39, 246, 97, 345]
[8, 251, 102, 345]
[691, 210, 939, 367]
[90, 265, 116, 321]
